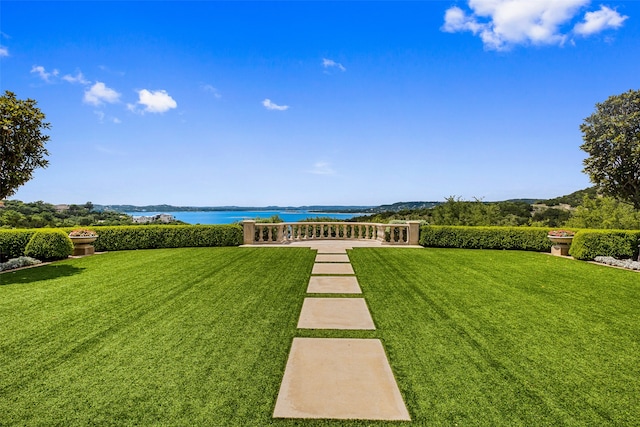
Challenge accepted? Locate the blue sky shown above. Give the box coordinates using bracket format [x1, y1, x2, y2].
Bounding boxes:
[1, 1, 638, 206]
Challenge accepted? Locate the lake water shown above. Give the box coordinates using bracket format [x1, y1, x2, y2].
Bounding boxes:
[125, 210, 362, 225]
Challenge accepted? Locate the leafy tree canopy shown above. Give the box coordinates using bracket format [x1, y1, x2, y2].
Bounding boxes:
[0, 91, 50, 200]
[565, 195, 640, 230]
[580, 89, 640, 209]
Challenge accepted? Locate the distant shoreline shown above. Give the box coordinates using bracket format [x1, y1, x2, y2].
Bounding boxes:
[124, 210, 363, 225]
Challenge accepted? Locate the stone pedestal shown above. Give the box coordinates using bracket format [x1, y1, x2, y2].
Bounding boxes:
[548, 236, 573, 257]
[551, 244, 570, 256]
[70, 236, 98, 256]
[73, 244, 95, 256]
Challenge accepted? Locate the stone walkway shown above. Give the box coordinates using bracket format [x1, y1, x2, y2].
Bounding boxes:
[271, 241, 412, 421]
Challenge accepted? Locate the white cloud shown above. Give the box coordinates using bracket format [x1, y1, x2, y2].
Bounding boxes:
[62, 71, 90, 85]
[308, 161, 336, 176]
[262, 98, 289, 111]
[202, 84, 221, 98]
[93, 110, 121, 124]
[31, 65, 59, 82]
[574, 5, 628, 36]
[83, 82, 121, 106]
[0, 46, 8, 57]
[442, 0, 628, 50]
[135, 89, 178, 113]
[322, 58, 346, 72]
[98, 65, 125, 76]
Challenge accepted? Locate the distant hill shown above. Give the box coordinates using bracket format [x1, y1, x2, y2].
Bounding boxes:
[536, 187, 598, 207]
[93, 190, 595, 215]
[94, 204, 377, 213]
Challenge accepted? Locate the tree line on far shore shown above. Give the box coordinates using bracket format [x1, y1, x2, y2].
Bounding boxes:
[348, 191, 640, 230]
[0, 200, 137, 228]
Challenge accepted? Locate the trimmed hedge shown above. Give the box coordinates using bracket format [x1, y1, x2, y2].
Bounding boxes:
[24, 229, 74, 261]
[419, 226, 640, 261]
[0, 225, 242, 258]
[66, 225, 243, 252]
[419, 226, 554, 252]
[569, 230, 640, 261]
[0, 229, 36, 259]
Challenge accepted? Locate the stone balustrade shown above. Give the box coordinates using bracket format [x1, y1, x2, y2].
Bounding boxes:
[242, 221, 421, 246]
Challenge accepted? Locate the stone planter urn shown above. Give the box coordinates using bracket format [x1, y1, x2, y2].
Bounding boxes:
[548, 233, 574, 257]
[69, 234, 98, 256]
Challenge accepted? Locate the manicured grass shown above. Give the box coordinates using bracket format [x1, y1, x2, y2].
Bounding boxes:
[2, 247, 639, 426]
[349, 248, 640, 426]
[0, 248, 318, 426]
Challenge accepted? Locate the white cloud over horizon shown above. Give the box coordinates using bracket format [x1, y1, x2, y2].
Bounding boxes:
[134, 89, 177, 113]
[83, 82, 121, 106]
[442, 0, 628, 50]
[31, 65, 59, 82]
[262, 98, 289, 111]
[202, 84, 222, 98]
[62, 71, 90, 85]
[322, 58, 346, 72]
[308, 161, 336, 176]
[94, 110, 121, 124]
[0, 46, 8, 57]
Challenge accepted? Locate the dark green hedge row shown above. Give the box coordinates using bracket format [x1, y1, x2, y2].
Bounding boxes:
[0, 230, 37, 259]
[75, 225, 243, 251]
[569, 230, 640, 261]
[0, 225, 242, 257]
[419, 226, 553, 252]
[419, 226, 640, 260]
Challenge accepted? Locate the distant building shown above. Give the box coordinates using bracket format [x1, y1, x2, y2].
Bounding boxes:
[55, 204, 70, 212]
[132, 214, 176, 224]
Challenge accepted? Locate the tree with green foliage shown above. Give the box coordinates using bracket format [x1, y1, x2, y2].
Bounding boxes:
[530, 207, 571, 228]
[580, 89, 640, 209]
[565, 195, 640, 230]
[0, 91, 51, 200]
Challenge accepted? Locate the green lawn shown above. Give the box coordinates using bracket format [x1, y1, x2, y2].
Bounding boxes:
[350, 248, 640, 426]
[0, 248, 317, 426]
[1, 247, 639, 426]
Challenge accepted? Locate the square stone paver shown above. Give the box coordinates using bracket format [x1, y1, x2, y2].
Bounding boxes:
[315, 245, 347, 254]
[273, 338, 411, 421]
[315, 254, 350, 263]
[312, 263, 354, 275]
[297, 298, 375, 330]
[307, 276, 361, 294]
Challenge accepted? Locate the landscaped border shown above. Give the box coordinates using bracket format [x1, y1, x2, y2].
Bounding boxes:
[0, 224, 242, 258]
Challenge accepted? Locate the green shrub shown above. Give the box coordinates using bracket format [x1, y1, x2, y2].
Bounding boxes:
[569, 230, 640, 260]
[1, 225, 242, 257]
[419, 226, 553, 252]
[0, 230, 36, 260]
[75, 225, 243, 251]
[24, 229, 74, 261]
